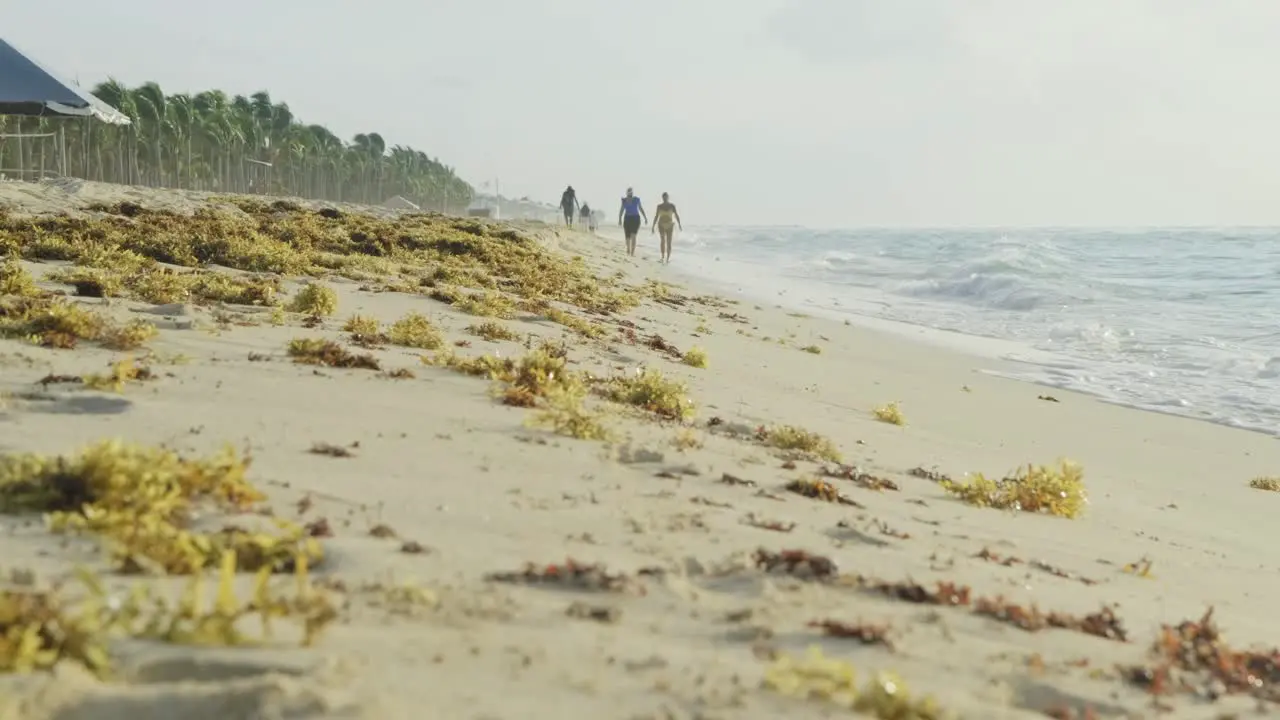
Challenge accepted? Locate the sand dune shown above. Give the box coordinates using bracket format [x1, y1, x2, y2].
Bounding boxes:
[2, 180, 1280, 719]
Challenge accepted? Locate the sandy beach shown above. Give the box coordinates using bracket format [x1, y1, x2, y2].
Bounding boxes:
[2, 179, 1280, 720]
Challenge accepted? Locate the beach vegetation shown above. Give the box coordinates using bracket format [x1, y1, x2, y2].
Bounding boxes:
[83, 357, 153, 392]
[801, 344, 822, 355]
[682, 346, 709, 368]
[0, 439, 336, 676]
[287, 282, 338, 317]
[1249, 476, 1280, 492]
[527, 385, 614, 441]
[0, 260, 39, 297]
[386, 312, 444, 350]
[467, 320, 520, 342]
[940, 460, 1087, 519]
[873, 402, 905, 426]
[672, 428, 704, 452]
[454, 290, 517, 319]
[599, 368, 694, 421]
[287, 337, 380, 370]
[763, 646, 947, 719]
[100, 319, 159, 351]
[755, 424, 842, 463]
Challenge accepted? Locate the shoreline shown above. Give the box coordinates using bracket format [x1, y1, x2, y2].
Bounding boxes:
[649, 225, 1280, 441]
[4, 182, 1280, 718]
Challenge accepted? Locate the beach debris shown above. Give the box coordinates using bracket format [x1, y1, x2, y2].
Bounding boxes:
[566, 601, 621, 624]
[820, 464, 900, 491]
[719, 472, 757, 488]
[671, 428, 703, 451]
[1121, 556, 1155, 578]
[308, 441, 357, 458]
[753, 549, 838, 579]
[486, 559, 641, 593]
[763, 646, 947, 717]
[972, 598, 1127, 642]
[681, 346, 709, 368]
[862, 579, 972, 607]
[742, 513, 796, 533]
[1122, 606, 1280, 705]
[287, 282, 338, 317]
[368, 524, 398, 539]
[717, 312, 749, 324]
[872, 402, 906, 426]
[785, 478, 864, 507]
[800, 344, 822, 354]
[1037, 394, 1060, 403]
[908, 466, 951, 484]
[287, 338, 380, 370]
[304, 517, 333, 537]
[399, 540, 429, 554]
[597, 367, 693, 420]
[35, 373, 83, 387]
[808, 619, 894, 649]
[973, 547, 1099, 586]
[1249, 476, 1280, 492]
[940, 460, 1087, 519]
[755, 424, 843, 463]
[382, 368, 416, 379]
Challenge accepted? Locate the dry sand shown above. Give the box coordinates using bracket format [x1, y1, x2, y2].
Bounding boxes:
[2, 179, 1280, 719]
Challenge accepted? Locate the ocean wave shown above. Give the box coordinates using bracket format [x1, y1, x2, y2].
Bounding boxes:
[680, 225, 1280, 436]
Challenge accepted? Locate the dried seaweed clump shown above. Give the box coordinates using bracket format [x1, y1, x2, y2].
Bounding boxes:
[386, 312, 444, 350]
[1249, 476, 1280, 492]
[599, 368, 694, 421]
[681, 346, 709, 368]
[755, 424, 842, 463]
[82, 357, 153, 392]
[527, 385, 614, 441]
[454, 290, 517, 319]
[467, 320, 520, 342]
[0, 259, 39, 297]
[0, 554, 335, 677]
[764, 646, 949, 719]
[287, 338, 380, 370]
[0, 297, 106, 349]
[941, 460, 1087, 519]
[0, 439, 323, 575]
[100, 319, 159, 351]
[873, 402, 905, 426]
[287, 282, 338, 317]
[1123, 606, 1280, 704]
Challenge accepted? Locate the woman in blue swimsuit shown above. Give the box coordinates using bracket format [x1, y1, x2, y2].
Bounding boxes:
[617, 187, 648, 256]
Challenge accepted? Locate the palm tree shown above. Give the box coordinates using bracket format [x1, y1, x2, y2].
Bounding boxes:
[5, 80, 473, 212]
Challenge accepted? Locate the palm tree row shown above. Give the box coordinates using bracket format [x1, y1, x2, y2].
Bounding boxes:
[0, 80, 474, 212]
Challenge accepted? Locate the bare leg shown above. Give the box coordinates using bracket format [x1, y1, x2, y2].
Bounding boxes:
[660, 227, 673, 262]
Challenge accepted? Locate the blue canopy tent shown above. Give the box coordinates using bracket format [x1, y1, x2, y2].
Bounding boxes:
[0, 37, 129, 124]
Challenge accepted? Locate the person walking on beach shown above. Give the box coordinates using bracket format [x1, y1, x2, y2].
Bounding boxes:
[651, 192, 683, 264]
[618, 187, 647, 256]
[560, 185, 579, 226]
[579, 202, 592, 231]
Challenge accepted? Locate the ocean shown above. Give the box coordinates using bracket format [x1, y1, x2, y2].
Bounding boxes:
[674, 226, 1280, 437]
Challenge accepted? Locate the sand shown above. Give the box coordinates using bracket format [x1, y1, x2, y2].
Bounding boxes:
[2, 179, 1280, 719]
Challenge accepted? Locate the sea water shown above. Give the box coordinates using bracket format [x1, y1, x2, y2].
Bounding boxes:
[673, 226, 1280, 436]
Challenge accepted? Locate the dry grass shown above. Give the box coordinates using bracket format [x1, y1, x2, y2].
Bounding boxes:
[941, 460, 1087, 518]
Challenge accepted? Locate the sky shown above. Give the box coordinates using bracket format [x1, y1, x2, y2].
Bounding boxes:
[9, 0, 1280, 227]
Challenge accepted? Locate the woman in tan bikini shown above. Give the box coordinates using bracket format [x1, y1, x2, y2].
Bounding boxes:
[651, 192, 683, 264]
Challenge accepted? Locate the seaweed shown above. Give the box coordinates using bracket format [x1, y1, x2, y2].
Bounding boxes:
[754, 424, 842, 463]
[872, 402, 905, 426]
[681, 346, 709, 368]
[287, 338, 381, 370]
[763, 646, 949, 718]
[940, 460, 1087, 519]
[785, 478, 864, 507]
[598, 368, 694, 421]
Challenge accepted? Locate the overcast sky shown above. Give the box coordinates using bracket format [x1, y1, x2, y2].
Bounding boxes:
[9, 1, 1280, 227]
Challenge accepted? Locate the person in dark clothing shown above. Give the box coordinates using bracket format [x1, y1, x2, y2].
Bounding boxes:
[579, 202, 592, 232]
[560, 186, 579, 226]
